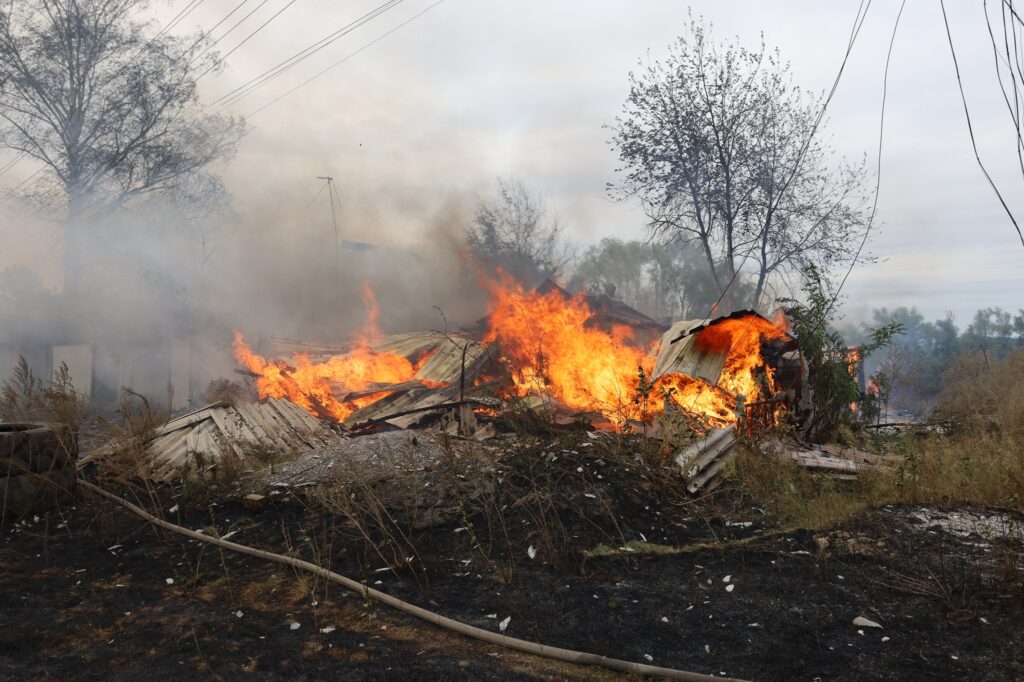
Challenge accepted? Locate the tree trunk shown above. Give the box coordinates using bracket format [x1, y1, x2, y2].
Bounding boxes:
[64, 191, 89, 298]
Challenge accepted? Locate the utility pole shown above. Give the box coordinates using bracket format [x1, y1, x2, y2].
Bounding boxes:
[317, 175, 339, 283]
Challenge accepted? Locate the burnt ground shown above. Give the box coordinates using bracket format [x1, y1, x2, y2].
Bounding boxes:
[1, 431, 1023, 681]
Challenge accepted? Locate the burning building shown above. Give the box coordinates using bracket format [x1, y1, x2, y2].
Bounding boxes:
[232, 275, 797, 436]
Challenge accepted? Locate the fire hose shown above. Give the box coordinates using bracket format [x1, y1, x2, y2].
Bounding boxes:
[80, 480, 747, 682]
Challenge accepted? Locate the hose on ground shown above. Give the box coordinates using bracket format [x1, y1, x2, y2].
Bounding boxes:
[79, 480, 747, 682]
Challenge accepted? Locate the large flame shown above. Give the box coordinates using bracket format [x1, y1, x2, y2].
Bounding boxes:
[234, 275, 789, 430]
[481, 274, 788, 427]
[481, 273, 653, 419]
[233, 285, 436, 421]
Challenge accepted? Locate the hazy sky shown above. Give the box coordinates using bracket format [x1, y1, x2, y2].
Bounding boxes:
[5, 0, 1024, 327]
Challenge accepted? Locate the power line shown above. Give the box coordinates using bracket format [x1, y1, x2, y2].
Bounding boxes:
[155, 0, 207, 40]
[188, 0, 270, 68]
[0, 152, 24, 178]
[940, 0, 1024, 248]
[196, 0, 303, 82]
[11, 167, 44, 191]
[181, 0, 251, 62]
[246, 0, 445, 118]
[215, 0, 405, 109]
[826, 0, 908, 317]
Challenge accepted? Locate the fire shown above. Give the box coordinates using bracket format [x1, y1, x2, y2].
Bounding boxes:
[233, 274, 790, 431]
[481, 273, 653, 419]
[233, 285, 437, 421]
[648, 373, 737, 427]
[688, 315, 790, 401]
[481, 273, 788, 427]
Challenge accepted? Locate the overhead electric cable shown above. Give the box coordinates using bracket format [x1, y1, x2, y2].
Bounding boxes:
[156, 0, 207, 39]
[246, 0, 445, 118]
[0, 152, 24, 178]
[826, 0, 907, 316]
[215, 0, 405, 109]
[940, 0, 1024, 248]
[196, 0, 302, 81]
[187, 0, 270, 68]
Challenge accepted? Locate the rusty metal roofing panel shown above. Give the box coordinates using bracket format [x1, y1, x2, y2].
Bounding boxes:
[370, 332, 443, 358]
[653, 319, 722, 383]
[344, 385, 457, 426]
[654, 312, 793, 386]
[141, 398, 340, 482]
[414, 335, 491, 385]
[265, 337, 348, 361]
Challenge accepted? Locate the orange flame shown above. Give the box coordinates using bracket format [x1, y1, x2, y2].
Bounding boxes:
[481, 273, 653, 419]
[481, 273, 788, 427]
[233, 285, 436, 421]
[234, 274, 790, 430]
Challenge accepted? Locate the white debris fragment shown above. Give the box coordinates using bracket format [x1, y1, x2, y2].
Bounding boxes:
[235, 610, 244, 618]
[527, 545, 537, 560]
[485, 613, 497, 619]
[852, 616, 883, 629]
[857, 629, 865, 636]
[320, 626, 336, 634]
[165, 578, 174, 585]
[290, 622, 301, 630]
[704, 644, 710, 653]
[644, 654, 654, 662]
[168, 505, 179, 514]
[722, 575, 732, 583]
[881, 636, 891, 642]
[499, 616, 511, 632]
[660, 616, 669, 623]
[725, 584, 735, 593]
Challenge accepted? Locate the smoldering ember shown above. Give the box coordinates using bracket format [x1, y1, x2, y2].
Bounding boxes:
[1, 3, 1023, 681]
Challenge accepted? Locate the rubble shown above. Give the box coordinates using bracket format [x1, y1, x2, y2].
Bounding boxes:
[82, 397, 342, 482]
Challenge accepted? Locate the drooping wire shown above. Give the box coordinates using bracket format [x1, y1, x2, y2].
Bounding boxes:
[0, 152, 24, 178]
[195, 0, 302, 82]
[214, 0, 405, 109]
[187, 0, 271, 68]
[825, 0, 908, 318]
[245, 0, 445, 118]
[155, 0, 207, 40]
[940, 0, 1024, 248]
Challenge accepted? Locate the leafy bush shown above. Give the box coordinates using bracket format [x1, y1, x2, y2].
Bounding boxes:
[784, 266, 901, 440]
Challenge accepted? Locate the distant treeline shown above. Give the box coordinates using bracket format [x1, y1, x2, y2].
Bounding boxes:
[847, 307, 1024, 412]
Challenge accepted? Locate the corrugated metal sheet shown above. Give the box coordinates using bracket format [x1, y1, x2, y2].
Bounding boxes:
[145, 398, 341, 482]
[414, 335, 492, 385]
[653, 311, 794, 386]
[652, 319, 724, 384]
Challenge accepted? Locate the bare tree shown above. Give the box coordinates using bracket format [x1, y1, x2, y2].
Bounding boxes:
[466, 177, 573, 286]
[0, 0, 245, 292]
[609, 18, 870, 310]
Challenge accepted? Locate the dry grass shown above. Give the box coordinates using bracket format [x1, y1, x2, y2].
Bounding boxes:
[729, 350, 1024, 530]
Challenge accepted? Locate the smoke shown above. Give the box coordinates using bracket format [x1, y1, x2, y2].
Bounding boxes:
[0, 170, 490, 408]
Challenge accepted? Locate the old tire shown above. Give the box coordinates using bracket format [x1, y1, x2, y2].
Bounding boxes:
[0, 423, 77, 475]
[0, 423, 78, 519]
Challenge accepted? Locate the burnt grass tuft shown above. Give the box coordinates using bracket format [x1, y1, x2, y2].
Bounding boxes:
[2, 432, 1023, 680]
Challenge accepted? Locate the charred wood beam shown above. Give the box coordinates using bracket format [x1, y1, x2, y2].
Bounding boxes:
[338, 381, 428, 402]
[349, 397, 499, 431]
